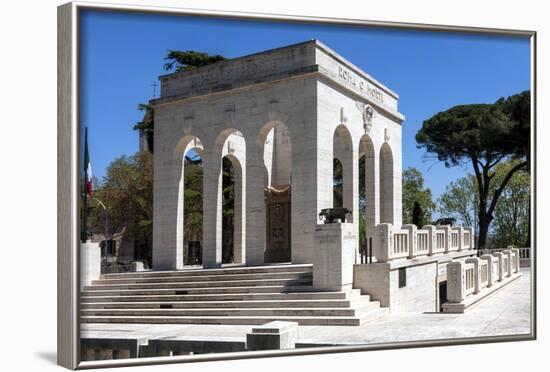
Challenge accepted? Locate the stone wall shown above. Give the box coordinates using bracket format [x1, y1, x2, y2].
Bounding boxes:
[388, 261, 437, 312]
[354, 260, 438, 313]
[80, 241, 100, 290]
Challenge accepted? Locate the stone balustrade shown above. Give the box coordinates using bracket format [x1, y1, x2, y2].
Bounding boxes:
[479, 246, 530, 267]
[375, 223, 475, 263]
[436, 225, 453, 253]
[479, 258, 489, 290]
[463, 227, 474, 250]
[392, 229, 410, 260]
[445, 250, 520, 310]
[479, 253, 497, 287]
[450, 227, 461, 252]
[415, 229, 430, 257]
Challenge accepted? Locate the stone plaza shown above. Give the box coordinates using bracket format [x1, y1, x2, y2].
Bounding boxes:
[80, 40, 531, 360]
[80, 268, 531, 359]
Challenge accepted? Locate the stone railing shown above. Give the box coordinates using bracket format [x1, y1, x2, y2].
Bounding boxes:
[463, 230, 472, 250]
[478, 246, 530, 267]
[463, 262, 476, 297]
[375, 223, 475, 262]
[446, 248, 520, 304]
[393, 230, 410, 259]
[479, 259, 489, 290]
[416, 229, 430, 256]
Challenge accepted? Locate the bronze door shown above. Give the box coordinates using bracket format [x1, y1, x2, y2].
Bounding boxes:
[265, 186, 291, 263]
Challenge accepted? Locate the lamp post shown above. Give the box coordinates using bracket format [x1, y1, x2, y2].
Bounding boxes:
[93, 198, 109, 258]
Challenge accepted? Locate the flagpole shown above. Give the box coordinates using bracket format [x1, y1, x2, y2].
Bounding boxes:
[81, 126, 89, 243]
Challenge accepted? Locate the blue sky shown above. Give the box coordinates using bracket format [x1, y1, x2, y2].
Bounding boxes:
[80, 10, 530, 200]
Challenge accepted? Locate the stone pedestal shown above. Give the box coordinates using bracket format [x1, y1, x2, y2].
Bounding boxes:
[502, 250, 514, 277]
[465, 257, 482, 294]
[480, 254, 497, 287]
[447, 261, 465, 303]
[80, 241, 100, 290]
[511, 248, 521, 273]
[313, 223, 356, 291]
[246, 321, 298, 351]
[493, 252, 505, 282]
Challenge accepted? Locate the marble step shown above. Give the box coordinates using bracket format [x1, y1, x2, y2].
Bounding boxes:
[80, 303, 381, 317]
[101, 264, 312, 279]
[80, 289, 363, 303]
[93, 271, 312, 285]
[81, 283, 316, 297]
[81, 297, 371, 309]
[80, 315, 362, 326]
[85, 277, 312, 291]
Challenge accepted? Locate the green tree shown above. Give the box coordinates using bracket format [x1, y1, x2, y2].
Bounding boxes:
[491, 161, 530, 247]
[134, 103, 154, 152]
[412, 201, 423, 227]
[438, 175, 478, 234]
[183, 156, 203, 251]
[495, 91, 531, 246]
[402, 167, 435, 227]
[222, 157, 235, 263]
[437, 160, 530, 248]
[164, 50, 226, 72]
[89, 151, 154, 266]
[416, 91, 530, 248]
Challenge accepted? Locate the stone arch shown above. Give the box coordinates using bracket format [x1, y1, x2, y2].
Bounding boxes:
[257, 120, 293, 263]
[175, 135, 204, 158]
[379, 142, 394, 224]
[175, 135, 204, 267]
[221, 153, 245, 264]
[333, 124, 354, 221]
[202, 128, 246, 267]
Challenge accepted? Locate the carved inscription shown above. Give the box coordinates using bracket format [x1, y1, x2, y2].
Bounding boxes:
[338, 66, 384, 104]
[190, 60, 277, 89]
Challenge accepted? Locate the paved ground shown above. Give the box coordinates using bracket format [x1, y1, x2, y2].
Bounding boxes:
[81, 268, 532, 346]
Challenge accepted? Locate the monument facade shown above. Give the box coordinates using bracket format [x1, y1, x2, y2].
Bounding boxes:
[151, 40, 404, 282]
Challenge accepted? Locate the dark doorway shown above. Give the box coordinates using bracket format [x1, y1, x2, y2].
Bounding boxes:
[439, 281, 447, 312]
[222, 157, 235, 264]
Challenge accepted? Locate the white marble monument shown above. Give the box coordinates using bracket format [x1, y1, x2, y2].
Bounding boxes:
[151, 40, 404, 286]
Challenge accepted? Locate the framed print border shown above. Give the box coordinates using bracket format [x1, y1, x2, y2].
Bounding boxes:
[57, 1, 537, 369]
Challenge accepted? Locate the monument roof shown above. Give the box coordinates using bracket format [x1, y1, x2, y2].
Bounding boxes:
[155, 39, 403, 119]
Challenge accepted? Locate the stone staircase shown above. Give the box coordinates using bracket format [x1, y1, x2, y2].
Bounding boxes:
[80, 264, 387, 326]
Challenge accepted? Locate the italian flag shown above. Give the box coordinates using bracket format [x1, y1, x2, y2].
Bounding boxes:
[84, 128, 93, 197]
